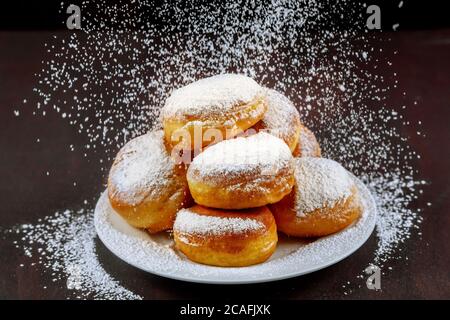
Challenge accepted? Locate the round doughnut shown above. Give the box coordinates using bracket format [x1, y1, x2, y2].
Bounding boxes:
[173, 205, 278, 267]
[253, 88, 301, 152]
[292, 124, 321, 157]
[270, 157, 362, 237]
[107, 130, 191, 233]
[161, 74, 267, 151]
[187, 132, 295, 209]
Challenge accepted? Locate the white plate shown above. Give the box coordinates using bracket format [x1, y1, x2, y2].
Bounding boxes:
[95, 175, 377, 284]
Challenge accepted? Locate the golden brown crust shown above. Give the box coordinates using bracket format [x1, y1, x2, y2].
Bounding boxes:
[293, 124, 321, 157]
[270, 187, 362, 237]
[173, 205, 278, 267]
[188, 166, 295, 209]
[109, 172, 192, 233]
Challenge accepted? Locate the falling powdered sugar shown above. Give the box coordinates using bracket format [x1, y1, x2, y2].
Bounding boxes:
[296, 125, 321, 157]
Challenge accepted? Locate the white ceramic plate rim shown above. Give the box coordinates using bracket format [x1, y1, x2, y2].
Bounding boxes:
[95, 174, 377, 284]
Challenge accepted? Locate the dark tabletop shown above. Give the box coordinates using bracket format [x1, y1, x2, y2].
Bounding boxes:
[0, 29, 449, 300]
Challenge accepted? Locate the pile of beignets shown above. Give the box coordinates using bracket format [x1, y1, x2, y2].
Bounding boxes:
[107, 74, 362, 267]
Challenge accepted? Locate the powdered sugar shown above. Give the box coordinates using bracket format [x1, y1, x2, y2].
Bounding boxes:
[293, 158, 353, 216]
[92, 178, 376, 283]
[188, 132, 293, 182]
[258, 88, 301, 145]
[162, 74, 263, 119]
[363, 172, 425, 264]
[174, 208, 264, 236]
[296, 125, 321, 157]
[6, 0, 424, 298]
[108, 130, 175, 205]
[5, 209, 141, 300]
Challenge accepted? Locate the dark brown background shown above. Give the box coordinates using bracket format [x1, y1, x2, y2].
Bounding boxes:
[0, 28, 449, 300]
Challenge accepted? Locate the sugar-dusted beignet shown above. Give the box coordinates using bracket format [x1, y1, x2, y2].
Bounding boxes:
[270, 157, 362, 237]
[162, 74, 267, 152]
[108, 130, 191, 233]
[173, 205, 277, 267]
[187, 132, 295, 209]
